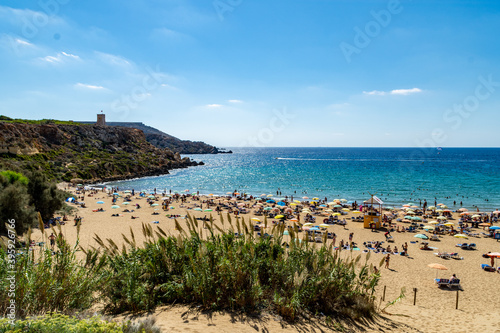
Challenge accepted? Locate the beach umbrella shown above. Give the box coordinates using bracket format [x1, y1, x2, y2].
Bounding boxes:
[312, 197, 320, 200]
[424, 225, 435, 230]
[251, 218, 261, 222]
[310, 226, 320, 231]
[302, 196, 309, 199]
[122, 202, 130, 205]
[428, 263, 448, 278]
[489, 226, 500, 230]
[437, 216, 446, 220]
[406, 210, 415, 215]
[289, 218, 298, 222]
[275, 215, 285, 219]
[404, 215, 413, 219]
[151, 203, 159, 207]
[441, 205, 448, 209]
[319, 204, 327, 207]
[266, 200, 276, 204]
[334, 205, 342, 208]
[458, 208, 468, 212]
[332, 213, 341, 216]
[428, 206, 436, 210]
[193, 208, 202, 211]
[402, 204, 410, 208]
[478, 223, 491, 227]
[303, 223, 314, 226]
[414, 234, 429, 240]
[340, 199, 347, 202]
[113, 192, 120, 196]
[411, 205, 419, 209]
[444, 222, 454, 226]
[267, 194, 274, 197]
[472, 214, 481, 219]
[293, 200, 301, 203]
[148, 195, 155, 199]
[302, 226, 311, 231]
[342, 208, 350, 212]
[290, 203, 297, 206]
[264, 207, 273, 211]
[260, 194, 267, 197]
[454, 234, 468, 239]
[111, 205, 120, 209]
[204, 209, 213, 212]
[487, 252, 500, 257]
[277, 201, 286, 206]
[435, 209, 443, 213]
[123, 190, 131, 193]
[460, 212, 469, 216]
[429, 220, 439, 224]
[96, 201, 104, 204]
[319, 224, 331, 228]
[413, 216, 423, 221]
[353, 211, 362, 214]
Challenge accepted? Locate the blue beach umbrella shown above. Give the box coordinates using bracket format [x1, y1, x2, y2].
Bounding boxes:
[489, 226, 500, 230]
[96, 201, 104, 204]
[277, 201, 286, 206]
[267, 200, 276, 204]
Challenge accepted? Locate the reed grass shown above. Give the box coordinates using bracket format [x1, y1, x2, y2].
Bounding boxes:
[1, 214, 381, 323]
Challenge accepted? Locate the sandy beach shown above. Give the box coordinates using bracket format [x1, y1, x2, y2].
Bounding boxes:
[30, 184, 500, 333]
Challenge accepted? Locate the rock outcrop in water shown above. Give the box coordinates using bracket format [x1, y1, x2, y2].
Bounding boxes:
[0, 121, 201, 183]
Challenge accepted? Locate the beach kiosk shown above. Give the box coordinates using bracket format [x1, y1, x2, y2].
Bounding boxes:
[363, 195, 384, 229]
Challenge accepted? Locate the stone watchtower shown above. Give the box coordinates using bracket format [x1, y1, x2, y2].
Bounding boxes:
[96, 111, 106, 126]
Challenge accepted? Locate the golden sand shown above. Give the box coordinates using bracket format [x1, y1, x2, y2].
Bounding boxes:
[29, 184, 500, 332]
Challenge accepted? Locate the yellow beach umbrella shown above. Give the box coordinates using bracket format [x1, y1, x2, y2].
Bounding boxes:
[342, 208, 350, 212]
[454, 234, 468, 239]
[353, 211, 362, 214]
[303, 223, 314, 226]
[251, 218, 261, 222]
[319, 224, 332, 228]
[332, 213, 341, 216]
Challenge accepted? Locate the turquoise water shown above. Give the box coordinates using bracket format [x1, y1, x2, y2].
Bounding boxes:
[106, 148, 500, 210]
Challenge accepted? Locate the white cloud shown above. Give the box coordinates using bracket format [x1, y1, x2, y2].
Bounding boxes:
[95, 51, 132, 68]
[74, 83, 107, 90]
[14, 38, 33, 47]
[363, 88, 422, 96]
[390, 88, 422, 95]
[40, 51, 80, 64]
[228, 99, 243, 103]
[206, 104, 223, 108]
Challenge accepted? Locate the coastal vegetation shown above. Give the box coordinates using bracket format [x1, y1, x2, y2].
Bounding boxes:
[0, 214, 381, 326]
[0, 170, 65, 236]
[0, 119, 199, 182]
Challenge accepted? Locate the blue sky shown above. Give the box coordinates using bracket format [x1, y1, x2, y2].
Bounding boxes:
[1, 0, 500, 147]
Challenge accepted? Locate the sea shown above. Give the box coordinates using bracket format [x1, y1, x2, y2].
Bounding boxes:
[105, 147, 500, 211]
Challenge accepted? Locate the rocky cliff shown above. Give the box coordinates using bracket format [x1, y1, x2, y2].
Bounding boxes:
[101, 122, 231, 154]
[0, 122, 201, 183]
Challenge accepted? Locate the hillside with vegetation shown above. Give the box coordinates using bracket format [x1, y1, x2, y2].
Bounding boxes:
[101, 122, 232, 154]
[0, 118, 201, 183]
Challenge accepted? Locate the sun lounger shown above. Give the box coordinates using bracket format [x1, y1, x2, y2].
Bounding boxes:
[434, 278, 462, 289]
[482, 264, 496, 272]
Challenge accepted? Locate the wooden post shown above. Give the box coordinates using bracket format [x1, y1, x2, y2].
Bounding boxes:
[383, 285, 386, 301]
[456, 290, 459, 309]
[413, 288, 417, 305]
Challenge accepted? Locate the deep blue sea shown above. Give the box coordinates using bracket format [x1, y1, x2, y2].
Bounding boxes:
[106, 148, 500, 211]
